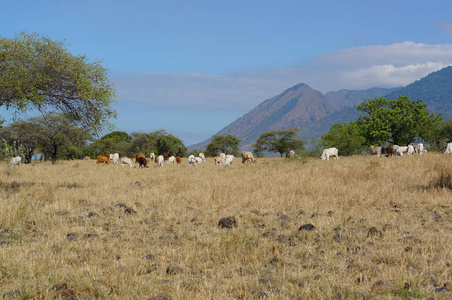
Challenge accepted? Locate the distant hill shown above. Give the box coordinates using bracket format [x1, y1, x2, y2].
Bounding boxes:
[190, 84, 399, 150]
[190, 66, 452, 151]
[384, 66, 452, 119]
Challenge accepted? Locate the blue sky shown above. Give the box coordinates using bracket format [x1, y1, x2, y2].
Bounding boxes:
[2, 1, 452, 145]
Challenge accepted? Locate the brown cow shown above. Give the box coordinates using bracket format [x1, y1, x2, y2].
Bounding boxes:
[241, 151, 256, 164]
[176, 156, 182, 164]
[386, 145, 394, 157]
[96, 154, 110, 164]
[137, 156, 148, 168]
[161, 153, 172, 161]
[84, 156, 91, 160]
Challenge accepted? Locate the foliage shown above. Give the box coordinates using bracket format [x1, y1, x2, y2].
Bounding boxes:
[0, 139, 25, 161]
[87, 131, 132, 157]
[253, 128, 305, 157]
[1, 113, 93, 163]
[320, 122, 367, 156]
[0, 32, 116, 133]
[423, 118, 452, 152]
[156, 132, 187, 156]
[206, 135, 241, 157]
[356, 95, 442, 145]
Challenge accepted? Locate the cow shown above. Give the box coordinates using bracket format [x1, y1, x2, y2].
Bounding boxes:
[445, 143, 452, 154]
[199, 153, 205, 163]
[176, 156, 182, 164]
[406, 145, 415, 155]
[224, 154, 234, 165]
[110, 153, 119, 164]
[150, 153, 155, 162]
[219, 153, 226, 159]
[167, 156, 176, 164]
[157, 155, 164, 167]
[10, 156, 22, 167]
[120, 157, 135, 168]
[195, 157, 203, 164]
[188, 155, 197, 166]
[137, 156, 148, 168]
[214, 156, 225, 166]
[386, 145, 395, 157]
[396, 146, 408, 156]
[162, 153, 172, 161]
[369, 146, 381, 157]
[136, 153, 146, 162]
[320, 147, 338, 160]
[286, 150, 295, 158]
[83, 156, 91, 160]
[97, 154, 110, 164]
[418, 143, 424, 155]
[241, 151, 256, 164]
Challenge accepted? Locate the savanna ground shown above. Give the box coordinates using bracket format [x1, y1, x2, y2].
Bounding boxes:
[1, 154, 452, 299]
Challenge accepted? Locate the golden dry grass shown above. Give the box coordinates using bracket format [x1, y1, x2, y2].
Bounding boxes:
[1, 154, 452, 299]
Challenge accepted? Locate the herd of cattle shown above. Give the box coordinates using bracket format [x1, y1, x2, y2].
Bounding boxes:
[7, 142, 452, 167]
[90, 151, 257, 168]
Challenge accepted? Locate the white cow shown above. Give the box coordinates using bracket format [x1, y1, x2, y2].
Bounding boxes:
[320, 147, 339, 160]
[188, 155, 197, 166]
[167, 156, 176, 164]
[219, 153, 226, 159]
[418, 143, 424, 155]
[445, 143, 452, 154]
[195, 157, 203, 164]
[10, 156, 22, 167]
[369, 146, 382, 157]
[214, 156, 225, 166]
[157, 155, 164, 167]
[224, 154, 234, 165]
[110, 153, 119, 164]
[397, 146, 408, 156]
[199, 153, 205, 163]
[406, 145, 415, 155]
[120, 157, 135, 168]
[150, 153, 155, 162]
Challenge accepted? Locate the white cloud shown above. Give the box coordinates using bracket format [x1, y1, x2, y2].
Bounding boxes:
[436, 21, 452, 36]
[113, 42, 452, 111]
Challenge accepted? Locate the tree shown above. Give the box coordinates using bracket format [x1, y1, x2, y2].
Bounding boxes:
[87, 131, 132, 157]
[253, 128, 305, 157]
[423, 118, 452, 152]
[320, 122, 367, 156]
[356, 96, 442, 145]
[156, 133, 187, 157]
[0, 120, 40, 163]
[206, 135, 241, 156]
[0, 32, 116, 133]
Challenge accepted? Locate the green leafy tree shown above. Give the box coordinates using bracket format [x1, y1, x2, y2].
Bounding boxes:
[206, 135, 241, 156]
[156, 133, 187, 156]
[0, 120, 40, 163]
[320, 122, 367, 156]
[356, 95, 442, 145]
[88, 131, 132, 157]
[0, 32, 116, 133]
[129, 132, 157, 156]
[423, 118, 452, 152]
[253, 128, 305, 157]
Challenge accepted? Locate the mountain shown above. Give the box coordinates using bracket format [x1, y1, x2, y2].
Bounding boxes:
[384, 66, 452, 119]
[190, 66, 452, 151]
[190, 84, 399, 150]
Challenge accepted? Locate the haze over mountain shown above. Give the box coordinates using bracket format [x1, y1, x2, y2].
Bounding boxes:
[190, 66, 452, 151]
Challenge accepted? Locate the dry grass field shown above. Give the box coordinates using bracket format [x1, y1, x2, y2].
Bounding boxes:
[2, 154, 452, 299]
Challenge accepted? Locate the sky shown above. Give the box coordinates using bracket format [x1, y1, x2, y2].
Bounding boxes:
[2, 0, 452, 145]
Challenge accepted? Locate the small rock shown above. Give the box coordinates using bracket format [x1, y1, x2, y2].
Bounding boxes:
[147, 293, 171, 300]
[145, 253, 154, 260]
[218, 216, 237, 228]
[166, 265, 183, 275]
[259, 273, 274, 284]
[66, 232, 78, 241]
[298, 224, 316, 231]
[278, 214, 291, 222]
[124, 208, 137, 214]
[52, 283, 68, 291]
[87, 212, 98, 218]
[435, 286, 449, 293]
[327, 211, 334, 216]
[367, 227, 383, 238]
[191, 268, 203, 276]
[115, 203, 127, 208]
